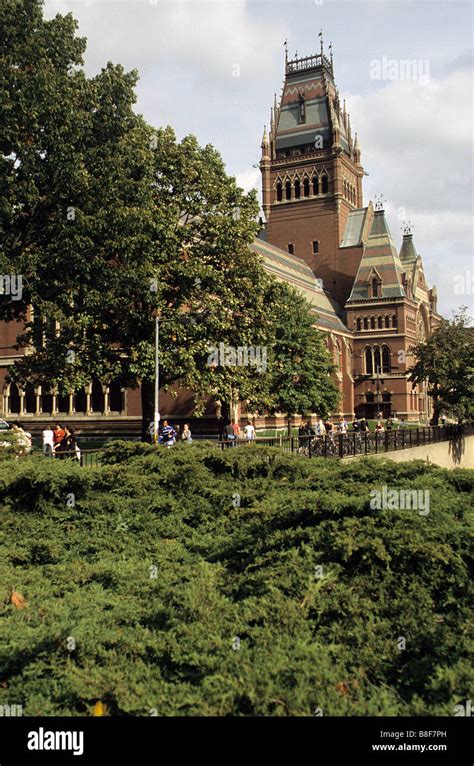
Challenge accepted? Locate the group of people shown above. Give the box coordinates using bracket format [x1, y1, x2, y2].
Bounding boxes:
[222, 420, 255, 445]
[299, 415, 409, 444]
[147, 420, 193, 447]
[42, 423, 80, 459]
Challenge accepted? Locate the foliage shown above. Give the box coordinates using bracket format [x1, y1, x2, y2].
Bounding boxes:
[0, 444, 472, 716]
[0, 0, 338, 437]
[409, 308, 474, 423]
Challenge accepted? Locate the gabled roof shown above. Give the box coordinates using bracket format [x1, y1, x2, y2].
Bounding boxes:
[251, 238, 348, 334]
[346, 210, 405, 302]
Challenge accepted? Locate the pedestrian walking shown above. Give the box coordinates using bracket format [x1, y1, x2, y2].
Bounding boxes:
[243, 421, 255, 441]
[181, 423, 192, 444]
[42, 424, 55, 457]
[158, 420, 177, 447]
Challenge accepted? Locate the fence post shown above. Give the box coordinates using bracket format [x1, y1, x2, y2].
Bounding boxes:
[338, 433, 344, 458]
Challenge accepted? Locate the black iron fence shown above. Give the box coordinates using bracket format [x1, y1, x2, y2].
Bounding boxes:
[217, 424, 473, 459]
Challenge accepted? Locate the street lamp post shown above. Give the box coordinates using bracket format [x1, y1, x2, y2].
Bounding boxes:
[154, 313, 160, 444]
[152, 313, 197, 444]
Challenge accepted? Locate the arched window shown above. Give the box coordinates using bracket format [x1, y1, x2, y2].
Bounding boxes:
[285, 180, 291, 200]
[366, 391, 374, 403]
[385, 316, 390, 328]
[312, 176, 319, 195]
[276, 182, 282, 202]
[294, 179, 301, 199]
[363, 317, 368, 330]
[303, 177, 310, 197]
[382, 346, 391, 373]
[365, 348, 373, 375]
[9, 383, 20, 414]
[356, 318, 361, 331]
[91, 378, 104, 413]
[392, 314, 398, 328]
[25, 382, 35, 414]
[42, 392, 53, 414]
[321, 175, 328, 193]
[109, 381, 124, 413]
[372, 278, 379, 298]
[377, 316, 383, 329]
[75, 388, 87, 414]
[374, 347, 381, 374]
[57, 393, 69, 413]
[370, 316, 375, 329]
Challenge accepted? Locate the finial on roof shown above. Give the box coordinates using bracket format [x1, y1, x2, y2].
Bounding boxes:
[402, 220, 413, 236]
[319, 28, 324, 58]
[329, 41, 333, 70]
[284, 38, 288, 65]
[374, 194, 385, 211]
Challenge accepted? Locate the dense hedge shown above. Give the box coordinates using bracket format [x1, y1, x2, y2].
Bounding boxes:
[0, 443, 472, 716]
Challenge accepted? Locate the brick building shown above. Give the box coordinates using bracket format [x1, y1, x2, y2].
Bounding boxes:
[257, 44, 441, 423]
[0, 45, 440, 435]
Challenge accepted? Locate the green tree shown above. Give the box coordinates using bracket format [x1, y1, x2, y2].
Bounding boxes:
[255, 281, 339, 432]
[409, 308, 473, 423]
[0, 0, 341, 438]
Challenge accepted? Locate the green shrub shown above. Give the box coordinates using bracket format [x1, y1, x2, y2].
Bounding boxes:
[0, 445, 472, 716]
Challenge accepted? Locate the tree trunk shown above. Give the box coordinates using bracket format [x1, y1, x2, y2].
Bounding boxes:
[140, 380, 154, 442]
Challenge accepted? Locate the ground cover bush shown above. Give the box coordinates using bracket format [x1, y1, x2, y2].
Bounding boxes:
[0, 443, 472, 716]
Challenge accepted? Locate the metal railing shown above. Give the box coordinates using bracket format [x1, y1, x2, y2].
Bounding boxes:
[217, 424, 473, 459]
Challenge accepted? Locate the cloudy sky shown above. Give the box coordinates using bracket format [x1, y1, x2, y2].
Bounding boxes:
[43, 0, 473, 317]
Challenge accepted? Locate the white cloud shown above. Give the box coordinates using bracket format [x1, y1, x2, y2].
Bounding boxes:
[346, 67, 473, 315]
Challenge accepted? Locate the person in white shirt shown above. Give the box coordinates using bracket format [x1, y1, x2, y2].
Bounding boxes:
[42, 425, 55, 457]
[243, 421, 255, 441]
[338, 417, 348, 434]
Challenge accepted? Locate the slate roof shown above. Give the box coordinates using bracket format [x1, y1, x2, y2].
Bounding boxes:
[250, 238, 348, 334]
[340, 207, 369, 247]
[346, 210, 405, 302]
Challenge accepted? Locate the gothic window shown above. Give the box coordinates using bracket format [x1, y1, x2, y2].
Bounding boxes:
[363, 317, 368, 330]
[109, 380, 124, 413]
[303, 177, 310, 197]
[299, 94, 306, 123]
[356, 318, 361, 331]
[294, 179, 301, 199]
[377, 316, 383, 329]
[312, 240, 319, 254]
[370, 316, 375, 329]
[25, 382, 35, 414]
[9, 384, 20, 414]
[287, 243, 294, 255]
[374, 346, 381, 373]
[365, 347, 373, 375]
[42, 392, 53, 414]
[385, 316, 390, 328]
[75, 388, 87, 414]
[321, 175, 328, 193]
[91, 378, 104, 413]
[382, 345, 391, 373]
[366, 391, 374, 403]
[276, 181, 282, 202]
[312, 176, 319, 195]
[372, 278, 379, 298]
[57, 392, 69, 413]
[392, 314, 398, 328]
[285, 180, 291, 200]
